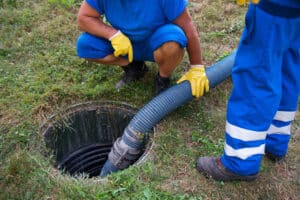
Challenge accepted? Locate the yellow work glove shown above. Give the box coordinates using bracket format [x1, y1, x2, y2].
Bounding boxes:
[237, 0, 259, 6]
[177, 65, 209, 98]
[109, 30, 133, 62]
[237, 0, 247, 6]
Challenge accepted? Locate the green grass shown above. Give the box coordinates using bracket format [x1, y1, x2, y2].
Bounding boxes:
[1, 0, 300, 199]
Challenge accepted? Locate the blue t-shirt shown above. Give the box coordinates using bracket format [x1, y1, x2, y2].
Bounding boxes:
[86, 0, 188, 42]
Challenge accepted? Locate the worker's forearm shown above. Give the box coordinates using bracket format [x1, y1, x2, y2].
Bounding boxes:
[186, 32, 203, 65]
[77, 16, 117, 39]
[173, 9, 203, 65]
[184, 20, 203, 65]
[186, 21, 202, 65]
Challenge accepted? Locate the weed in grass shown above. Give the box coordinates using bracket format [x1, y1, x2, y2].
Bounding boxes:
[48, 0, 82, 7]
[0, 150, 55, 200]
[191, 132, 224, 156]
[0, 0, 17, 8]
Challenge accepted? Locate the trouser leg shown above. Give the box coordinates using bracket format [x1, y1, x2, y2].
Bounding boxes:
[266, 47, 300, 157]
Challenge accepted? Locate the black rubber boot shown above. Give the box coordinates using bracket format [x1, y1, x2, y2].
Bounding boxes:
[115, 61, 148, 90]
[154, 73, 170, 96]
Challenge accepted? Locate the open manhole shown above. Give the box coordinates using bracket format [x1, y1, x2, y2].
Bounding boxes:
[42, 101, 153, 178]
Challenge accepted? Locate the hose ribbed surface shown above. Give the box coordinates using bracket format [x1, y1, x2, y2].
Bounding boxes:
[129, 80, 193, 133]
[129, 50, 236, 133]
[206, 50, 236, 87]
[100, 51, 236, 177]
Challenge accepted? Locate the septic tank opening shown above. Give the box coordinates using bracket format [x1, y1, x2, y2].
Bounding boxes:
[42, 101, 153, 178]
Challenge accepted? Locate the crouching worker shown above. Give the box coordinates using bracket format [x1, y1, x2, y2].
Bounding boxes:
[76, 0, 209, 97]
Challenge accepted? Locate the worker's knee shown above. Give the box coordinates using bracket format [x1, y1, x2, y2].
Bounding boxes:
[154, 42, 185, 63]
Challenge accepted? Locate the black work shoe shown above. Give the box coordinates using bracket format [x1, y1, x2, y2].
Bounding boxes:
[196, 157, 258, 182]
[265, 152, 286, 163]
[115, 61, 148, 90]
[154, 73, 170, 96]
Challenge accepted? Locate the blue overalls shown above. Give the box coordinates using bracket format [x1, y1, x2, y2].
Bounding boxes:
[221, 0, 300, 175]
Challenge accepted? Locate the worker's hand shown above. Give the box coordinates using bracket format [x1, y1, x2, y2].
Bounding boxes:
[237, 0, 247, 5]
[177, 65, 209, 98]
[237, 0, 259, 6]
[109, 31, 133, 62]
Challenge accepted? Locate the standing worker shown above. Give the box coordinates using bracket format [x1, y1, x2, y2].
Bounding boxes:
[196, 0, 300, 181]
[76, 0, 209, 97]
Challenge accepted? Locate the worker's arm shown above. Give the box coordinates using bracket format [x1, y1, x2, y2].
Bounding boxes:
[77, 0, 117, 39]
[77, 0, 133, 62]
[173, 8, 203, 65]
[173, 9, 209, 98]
